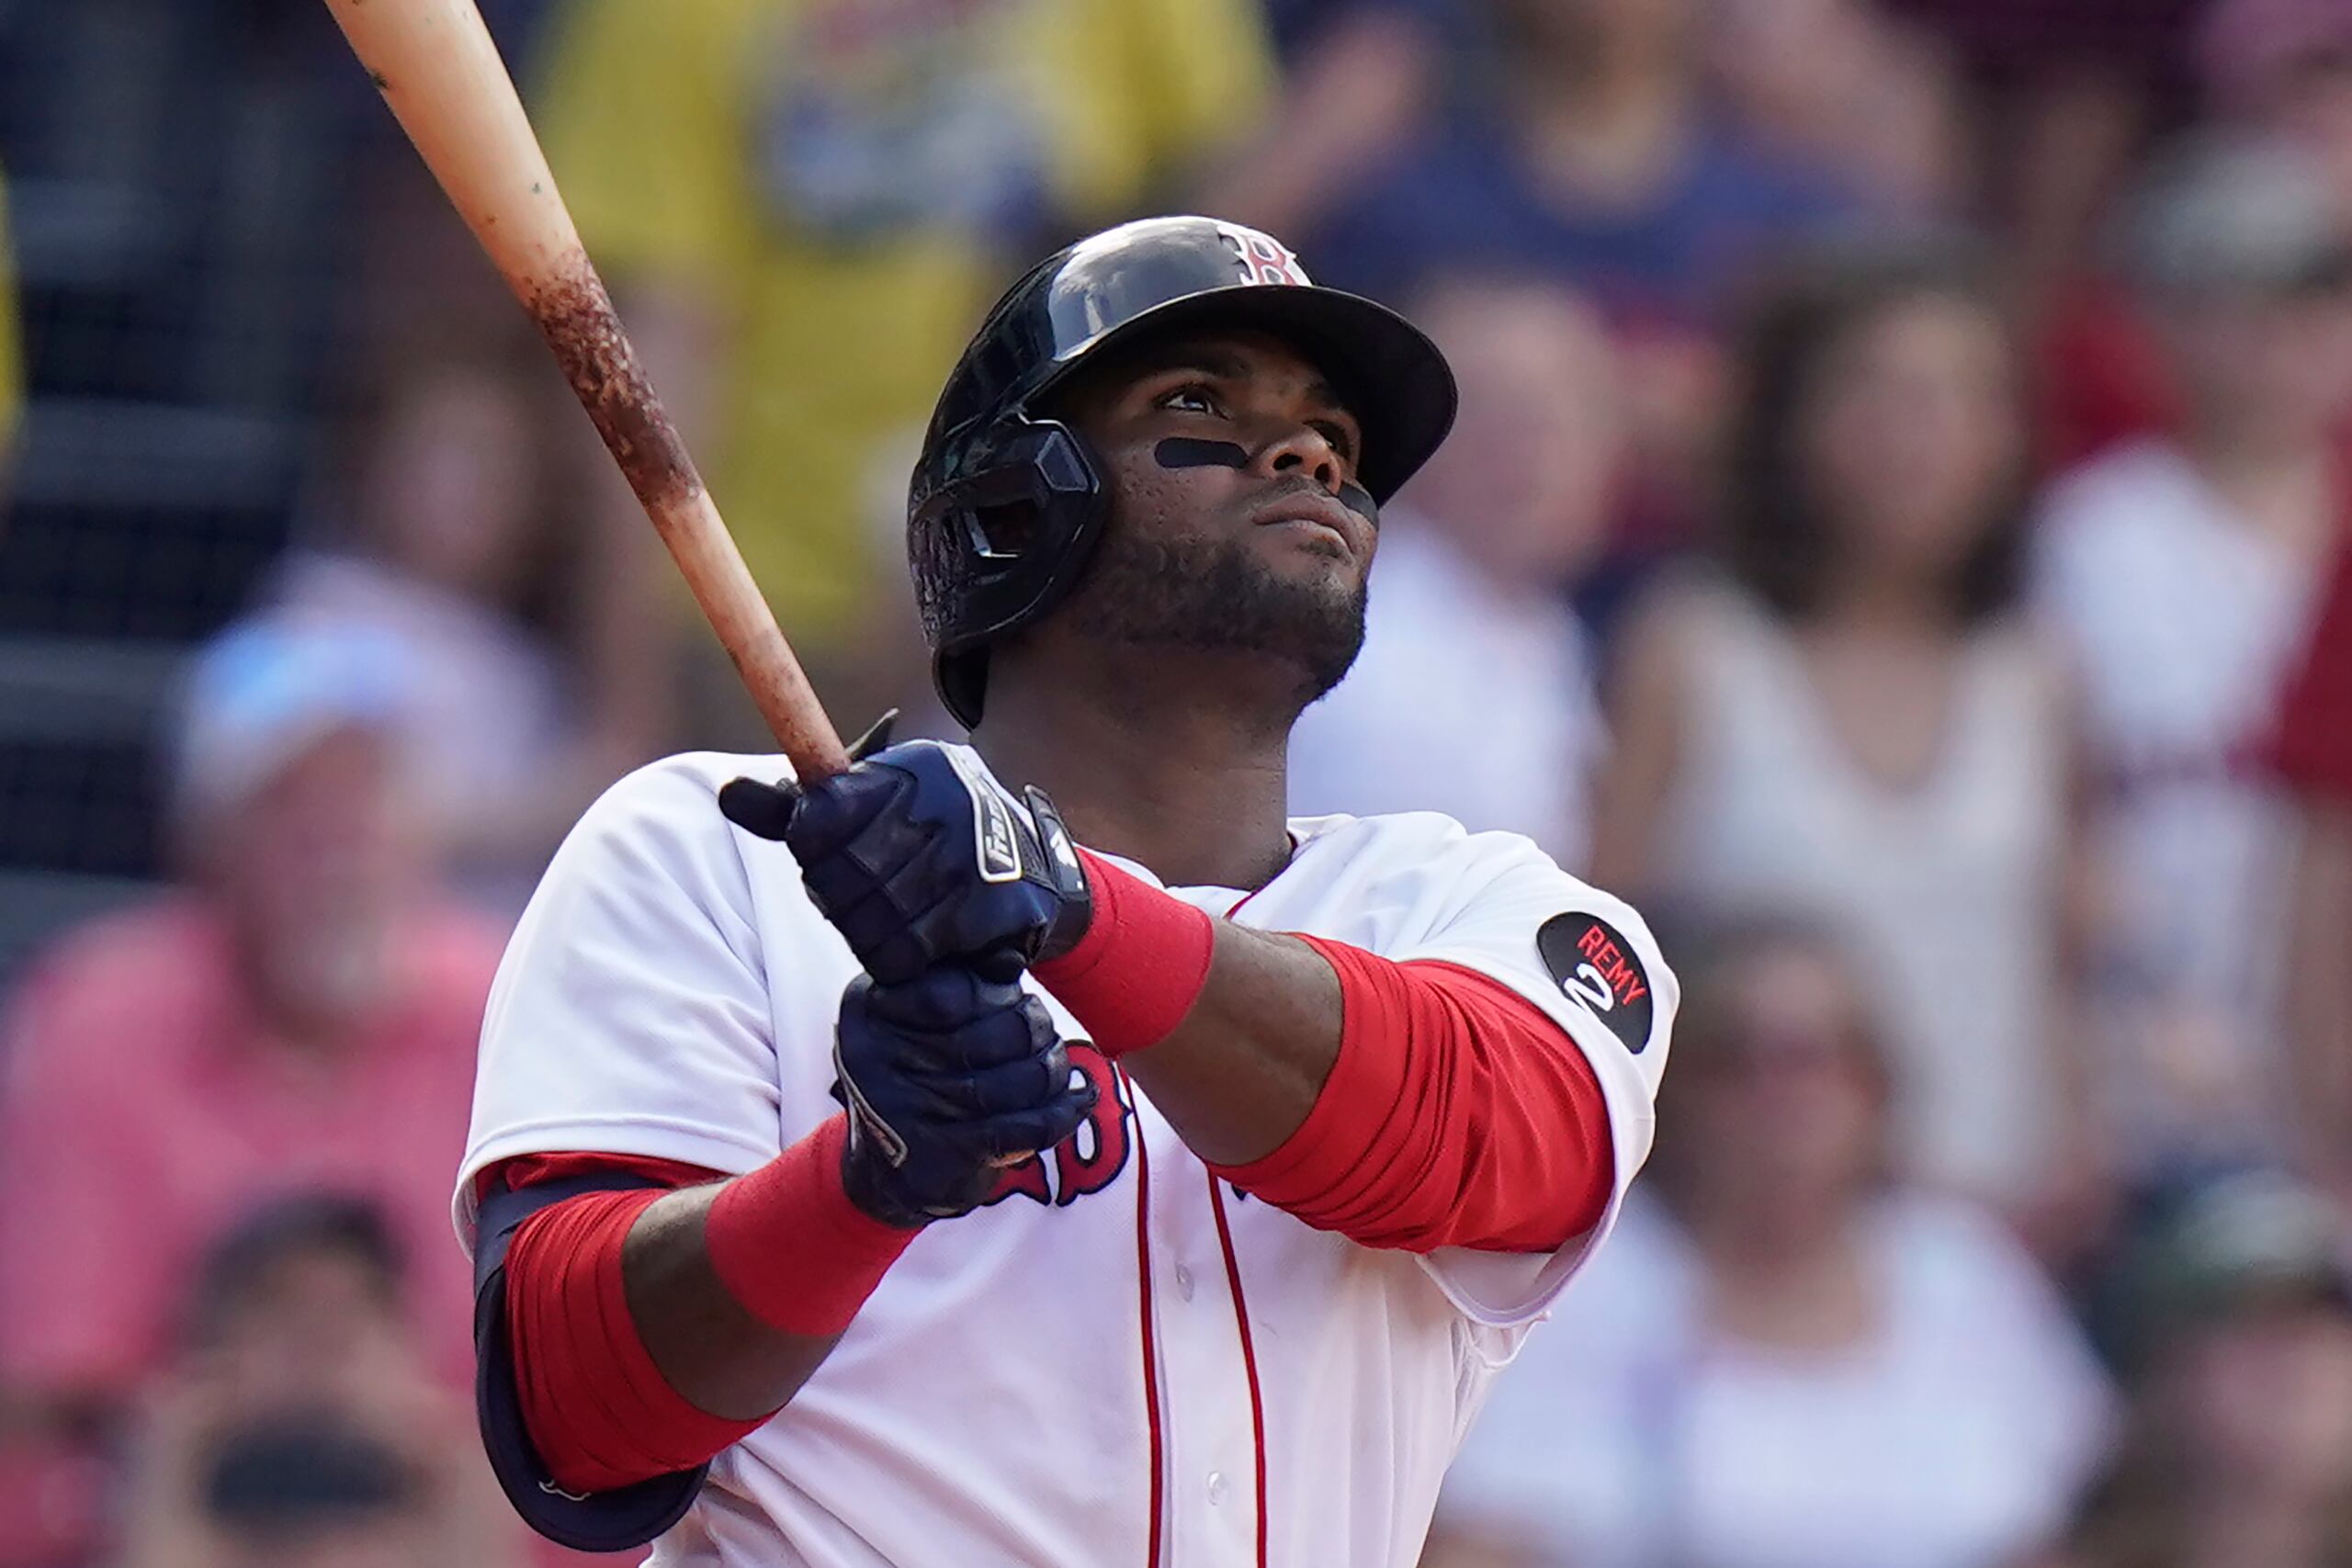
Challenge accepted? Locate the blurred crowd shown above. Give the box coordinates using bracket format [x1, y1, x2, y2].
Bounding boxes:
[1, 0, 2350, 1564]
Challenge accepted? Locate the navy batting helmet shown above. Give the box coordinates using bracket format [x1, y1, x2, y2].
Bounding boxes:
[908, 216, 1458, 728]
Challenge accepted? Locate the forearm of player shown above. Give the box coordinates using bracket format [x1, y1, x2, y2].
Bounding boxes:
[502, 1116, 914, 1491]
[1117, 920, 1343, 1165]
[1019, 844, 1333, 1162]
[1036, 852, 1615, 1251]
[618, 1179, 856, 1423]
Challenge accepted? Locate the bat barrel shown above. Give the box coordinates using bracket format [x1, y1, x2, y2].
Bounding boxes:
[322, 0, 849, 781]
[533, 257, 850, 780]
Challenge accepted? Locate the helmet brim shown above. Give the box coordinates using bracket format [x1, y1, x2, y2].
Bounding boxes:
[1023, 283, 1456, 506]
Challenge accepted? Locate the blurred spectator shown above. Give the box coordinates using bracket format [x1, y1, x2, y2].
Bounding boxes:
[1288, 274, 1620, 866]
[2275, 545, 2352, 1195]
[1591, 242, 2098, 1217]
[1258, 0, 1448, 58]
[1882, 0, 2204, 301]
[267, 335, 623, 913]
[1708, 0, 1973, 221]
[115, 1195, 521, 1568]
[529, 0, 1275, 722]
[2042, 1171, 2352, 1568]
[2201, 0, 2352, 204]
[2034, 132, 2352, 1172]
[0, 621, 499, 1559]
[1307, 0, 1854, 584]
[1213, 0, 1460, 243]
[1424, 919, 2112, 1568]
[2037, 0, 2352, 473]
[1310, 0, 1851, 315]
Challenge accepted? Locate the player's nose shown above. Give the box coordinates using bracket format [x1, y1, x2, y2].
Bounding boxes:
[1252, 422, 1346, 497]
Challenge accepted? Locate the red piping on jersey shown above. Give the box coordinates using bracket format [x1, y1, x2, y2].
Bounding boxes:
[1125, 1066, 1165, 1568]
[1207, 1174, 1270, 1568]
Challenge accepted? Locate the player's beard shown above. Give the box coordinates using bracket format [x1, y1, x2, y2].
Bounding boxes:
[1065, 526, 1368, 708]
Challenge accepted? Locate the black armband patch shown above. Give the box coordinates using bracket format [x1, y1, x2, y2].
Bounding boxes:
[1537, 913, 1656, 1055]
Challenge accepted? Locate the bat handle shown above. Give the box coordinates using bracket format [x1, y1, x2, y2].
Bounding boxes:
[653, 490, 853, 782]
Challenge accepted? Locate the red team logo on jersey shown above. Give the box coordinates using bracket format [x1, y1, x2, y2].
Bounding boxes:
[1220, 224, 1311, 288]
[985, 1042, 1131, 1208]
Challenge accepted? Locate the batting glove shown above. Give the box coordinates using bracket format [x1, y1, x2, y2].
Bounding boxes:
[720, 738, 1092, 985]
[833, 965, 1098, 1227]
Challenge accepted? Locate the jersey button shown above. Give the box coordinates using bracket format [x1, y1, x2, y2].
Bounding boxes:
[1206, 1471, 1227, 1506]
[1174, 1264, 1195, 1301]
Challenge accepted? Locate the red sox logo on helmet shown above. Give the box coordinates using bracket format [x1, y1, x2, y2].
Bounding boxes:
[1218, 222, 1312, 288]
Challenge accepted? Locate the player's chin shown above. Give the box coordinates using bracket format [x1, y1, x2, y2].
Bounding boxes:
[1248, 521, 1366, 581]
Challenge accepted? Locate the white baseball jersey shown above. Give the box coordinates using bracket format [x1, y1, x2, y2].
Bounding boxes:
[457, 750, 1674, 1568]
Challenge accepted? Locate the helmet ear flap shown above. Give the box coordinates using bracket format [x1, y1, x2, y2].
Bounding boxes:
[909, 417, 1110, 726]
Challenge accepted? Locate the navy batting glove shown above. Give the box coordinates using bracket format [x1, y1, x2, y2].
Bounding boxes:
[832, 966, 1099, 1227]
[719, 739, 1092, 986]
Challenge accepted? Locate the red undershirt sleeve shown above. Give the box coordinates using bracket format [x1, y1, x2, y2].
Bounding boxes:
[502, 1179, 762, 1495]
[1208, 936, 1615, 1255]
[494, 1115, 916, 1495]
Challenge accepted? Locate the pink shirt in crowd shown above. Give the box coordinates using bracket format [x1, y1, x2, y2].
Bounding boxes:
[0, 895, 499, 1398]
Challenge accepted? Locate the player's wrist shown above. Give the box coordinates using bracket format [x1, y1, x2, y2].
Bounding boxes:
[1032, 850, 1216, 1057]
[835, 1117, 945, 1232]
[704, 1116, 920, 1336]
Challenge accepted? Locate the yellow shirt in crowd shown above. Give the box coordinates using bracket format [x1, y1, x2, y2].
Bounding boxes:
[534, 0, 1274, 647]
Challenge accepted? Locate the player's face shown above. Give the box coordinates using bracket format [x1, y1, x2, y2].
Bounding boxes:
[1047, 329, 1375, 705]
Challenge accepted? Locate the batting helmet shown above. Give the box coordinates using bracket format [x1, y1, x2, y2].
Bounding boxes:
[908, 215, 1458, 728]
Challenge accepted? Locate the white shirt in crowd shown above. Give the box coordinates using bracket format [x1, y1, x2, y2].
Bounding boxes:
[1435, 1190, 2115, 1568]
[1289, 519, 1606, 871]
[1646, 581, 2069, 1202]
[2034, 438, 2329, 1157]
[458, 750, 1675, 1568]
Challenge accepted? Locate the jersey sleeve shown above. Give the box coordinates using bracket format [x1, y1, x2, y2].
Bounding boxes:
[454, 754, 813, 1249]
[1385, 830, 1676, 1329]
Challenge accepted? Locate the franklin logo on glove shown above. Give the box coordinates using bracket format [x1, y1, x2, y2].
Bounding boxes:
[947, 749, 1024, 884]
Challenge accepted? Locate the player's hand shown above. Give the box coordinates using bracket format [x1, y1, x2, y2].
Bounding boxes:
[719, 739, 1092, 985]
[833, 965, 1097, 1227]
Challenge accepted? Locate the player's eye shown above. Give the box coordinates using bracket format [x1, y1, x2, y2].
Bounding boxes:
[1157, 383, 1222, 417]
[1312, 420, 1359, 463]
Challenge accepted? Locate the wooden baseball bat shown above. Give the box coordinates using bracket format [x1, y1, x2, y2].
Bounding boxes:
[322, 0, 849, 780]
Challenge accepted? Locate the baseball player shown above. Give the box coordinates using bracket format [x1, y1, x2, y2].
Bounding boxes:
[458, 216, 1675, 1568]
